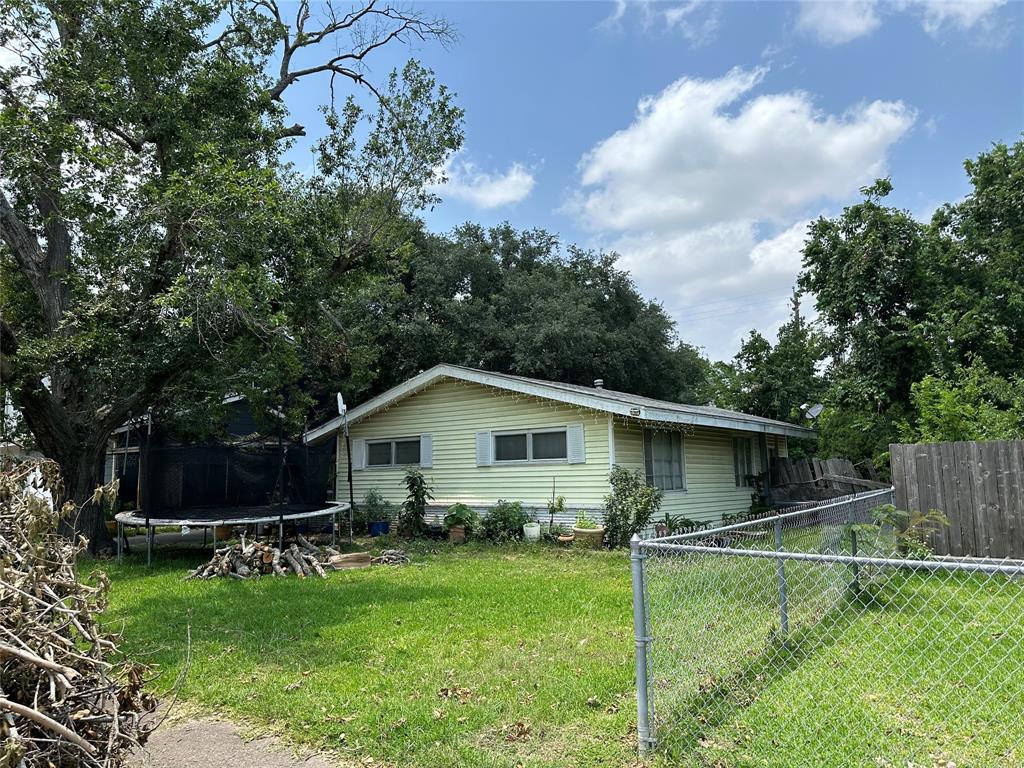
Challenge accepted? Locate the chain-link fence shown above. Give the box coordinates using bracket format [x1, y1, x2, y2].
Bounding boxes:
[630, 488, 1024, 767]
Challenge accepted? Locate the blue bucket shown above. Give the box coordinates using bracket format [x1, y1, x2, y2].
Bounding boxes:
[368, 520, 391, 537]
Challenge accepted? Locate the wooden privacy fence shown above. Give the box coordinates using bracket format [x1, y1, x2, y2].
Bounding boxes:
[890, 440, 1024, 559]
[769, 456, 887, 503]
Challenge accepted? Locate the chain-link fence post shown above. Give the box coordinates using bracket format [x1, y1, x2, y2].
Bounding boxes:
[774, 517, 789, 641]
[848, 503, 860, 592]
[630, 534, 655, 753]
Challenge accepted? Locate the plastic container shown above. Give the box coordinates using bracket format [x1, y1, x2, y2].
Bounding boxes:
[523, 522, 541, 541]
[368, 520, 391, 537]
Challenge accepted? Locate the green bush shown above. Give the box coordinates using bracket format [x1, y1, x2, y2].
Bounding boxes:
[603, 466, 662, 548]
[443, 503, 479, 533]
[398, 468, 434, 537]
[662, 512, 700, 535]
[482, 499, 528, 542]
[868, 503, 949, 558]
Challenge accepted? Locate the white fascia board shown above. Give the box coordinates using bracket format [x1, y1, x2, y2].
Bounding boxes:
[302, 364, 815, 444]
[640, 407, 814, 438]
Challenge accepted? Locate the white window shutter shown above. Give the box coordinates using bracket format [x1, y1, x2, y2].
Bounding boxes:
[420, 434, 433, 468]
[567, 423, 586, 464]
[351, 438, 366, 471]
[475, 431, 492, 466]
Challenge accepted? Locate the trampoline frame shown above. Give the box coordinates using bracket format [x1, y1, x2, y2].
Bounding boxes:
[115, 502, 351, 565]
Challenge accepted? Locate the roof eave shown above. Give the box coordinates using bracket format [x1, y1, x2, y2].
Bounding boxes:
[303, 364, 816, 442]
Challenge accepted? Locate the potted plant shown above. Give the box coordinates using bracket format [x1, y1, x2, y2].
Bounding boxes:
[545, 495, 566, 537]
[572, 512, 605, 549]
[444, 503, 478, 543]
[552, 524, 574, 546]
[363, 489, 393, 537]
[523, 514, 541, 542]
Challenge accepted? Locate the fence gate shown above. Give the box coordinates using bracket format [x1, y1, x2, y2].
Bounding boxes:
[631, 489, 1024, 766]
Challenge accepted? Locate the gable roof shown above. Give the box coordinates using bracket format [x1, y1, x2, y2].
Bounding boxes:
[304, 364, 816, 443]
[303, 366, 815, 444]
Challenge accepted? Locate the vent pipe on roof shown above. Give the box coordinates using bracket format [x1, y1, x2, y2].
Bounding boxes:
[594, 379, 604, 389]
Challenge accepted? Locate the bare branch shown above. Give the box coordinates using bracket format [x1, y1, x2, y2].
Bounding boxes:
[263, 2, 452, 104]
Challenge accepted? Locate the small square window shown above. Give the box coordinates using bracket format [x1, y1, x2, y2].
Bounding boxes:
[532, 431, 567, 460]
[494, 433, 528, 462]
[394, 439, 421, 466]
[367, 442, 393, 467]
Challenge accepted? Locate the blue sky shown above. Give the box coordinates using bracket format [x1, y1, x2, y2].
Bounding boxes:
[286, 0, 1023, 361]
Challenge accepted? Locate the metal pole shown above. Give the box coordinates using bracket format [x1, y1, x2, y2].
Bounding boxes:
[146, 525, 153, 567]
[630, 534, 655, 753]
[344, 415, 354, 544]
[117, 521, 123, 564]
[212, 524, 217, 553]
[849, 505, 860, 592]
[774, 518, 789, 641]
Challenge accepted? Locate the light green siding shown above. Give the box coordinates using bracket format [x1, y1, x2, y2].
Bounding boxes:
[613, 423, 788, 524]
[334, 376, 791, 526]
[337, 379, 611, 511]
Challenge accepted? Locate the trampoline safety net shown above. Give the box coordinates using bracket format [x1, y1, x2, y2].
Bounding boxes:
[131, 440, 333, 514]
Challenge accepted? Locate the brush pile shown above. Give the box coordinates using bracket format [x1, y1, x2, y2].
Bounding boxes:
[0, 459, 154, 768]
[188, 535, 410, 579]
[187, 533, 331, 580]
[371, 549, 411, 566]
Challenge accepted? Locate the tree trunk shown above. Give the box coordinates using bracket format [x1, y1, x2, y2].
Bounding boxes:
[57, 445, 115, 556]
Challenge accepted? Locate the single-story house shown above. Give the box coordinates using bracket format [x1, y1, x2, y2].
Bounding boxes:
[304, 364, 815, 527]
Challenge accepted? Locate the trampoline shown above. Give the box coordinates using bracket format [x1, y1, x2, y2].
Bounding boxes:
[115, 501, 350, 564]
[111, 426, 346, 565]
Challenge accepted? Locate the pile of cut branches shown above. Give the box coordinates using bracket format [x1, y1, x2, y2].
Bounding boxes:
[188, 534, 333, 580]
[0, 459, 155, 768]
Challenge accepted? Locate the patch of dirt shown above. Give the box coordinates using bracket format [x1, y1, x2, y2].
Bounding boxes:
[130, 717, 343, 768]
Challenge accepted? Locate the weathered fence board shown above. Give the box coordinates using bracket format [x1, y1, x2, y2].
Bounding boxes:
[890, 440, 1024, 559]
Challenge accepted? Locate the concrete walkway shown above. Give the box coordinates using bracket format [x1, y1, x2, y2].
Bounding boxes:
[130, 717, 342, 768]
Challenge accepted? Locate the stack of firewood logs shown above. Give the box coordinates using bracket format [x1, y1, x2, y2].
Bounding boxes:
[187, 534, 406, 579]
[1, 460, 155, 767]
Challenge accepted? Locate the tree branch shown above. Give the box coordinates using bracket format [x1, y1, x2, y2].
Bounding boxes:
[262, 1, 452, 104]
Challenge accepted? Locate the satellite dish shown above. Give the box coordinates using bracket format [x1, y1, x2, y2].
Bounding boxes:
[805, 403, 824, 420]
[336, 392, 347, 417]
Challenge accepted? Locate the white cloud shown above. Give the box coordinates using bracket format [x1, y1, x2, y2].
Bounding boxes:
[571, 67, 914, 233]
[796, 0, 1008, 44]
[912, 0, 1008, 34]
[432, 156, 535, 209]
[568, 68, 914, 359]
[663, 1, 720, 45]
[797, 1, 882, 44]
[599, 1, 719, 44]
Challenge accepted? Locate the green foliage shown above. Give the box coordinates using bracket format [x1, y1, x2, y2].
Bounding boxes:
[481, 500, 528, 542]
[443, 503, 479, 533]
[360, 489, 394, 531]
[660, 513, 700, 535]
[792, 140, 1024, 468]
[901, 361, 1024, 443]
[868, 503, 949, 559]
[398, 469, 434, 537]
[328, 223, 712, 404]
[602, 466, 662, 548]
[0, 0, 461, 548]
[707, 293, 824, 423]
[574, 513, 599, 530]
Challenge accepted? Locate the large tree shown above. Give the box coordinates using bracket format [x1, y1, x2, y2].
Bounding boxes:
[317, 222, 709, 405]
[706, 292, 823, 423]
[798, 139, 1024, 468]
[0, 0, 462, 551]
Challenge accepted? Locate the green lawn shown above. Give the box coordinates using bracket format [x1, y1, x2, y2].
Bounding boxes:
[97, 539, 1024, 767]
[99, 542, 640, 768]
